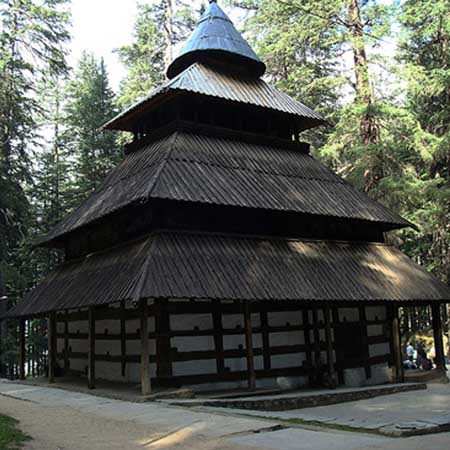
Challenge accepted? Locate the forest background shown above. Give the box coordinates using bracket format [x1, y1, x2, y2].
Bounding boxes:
[0, 0, 449, 353]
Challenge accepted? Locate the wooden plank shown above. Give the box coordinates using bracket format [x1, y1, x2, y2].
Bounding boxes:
[140, 299, 151, 395]
[302, 308, 314, 386]
[389, 306, 403, 383]
[155, 299, 172, 377]
[64, 311, 69, 374]
[212, 302, 225, 374]
[431, 303, 446, 373]
[359, 306, 371, 379]
[331, 307, 344, 384]
[243, 301, 256, 391]
[120, 300, 126, 377]
[87, 307, 96, 389]
[312, 308, 321, 368]
[323, 306, 336, 386]
[260, 311, 271, 370]
[48, 312, 56, 383]
[18, 319, 25, 380]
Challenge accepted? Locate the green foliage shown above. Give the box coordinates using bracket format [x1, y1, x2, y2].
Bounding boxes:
[0, 415, 30, 449]
[64, 52, 121, 204]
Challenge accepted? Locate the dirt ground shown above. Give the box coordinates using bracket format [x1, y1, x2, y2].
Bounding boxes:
[0, 395, 253, 450]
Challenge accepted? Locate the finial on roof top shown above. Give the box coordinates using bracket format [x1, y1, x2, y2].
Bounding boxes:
[166, 0, 266, 79]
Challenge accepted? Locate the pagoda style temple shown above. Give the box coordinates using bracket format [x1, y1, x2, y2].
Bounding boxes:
[6, 0, 450, 393]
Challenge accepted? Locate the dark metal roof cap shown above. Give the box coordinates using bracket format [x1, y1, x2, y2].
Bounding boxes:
[166, 0, 266, 79]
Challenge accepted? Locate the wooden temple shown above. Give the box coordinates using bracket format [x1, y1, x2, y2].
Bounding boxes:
[5, 0, 450, 393]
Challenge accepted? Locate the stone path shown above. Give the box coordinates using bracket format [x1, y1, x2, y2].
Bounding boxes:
[194, 383, 450, 437]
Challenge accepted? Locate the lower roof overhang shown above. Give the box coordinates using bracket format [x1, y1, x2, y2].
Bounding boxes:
[6, 231, 450, 319]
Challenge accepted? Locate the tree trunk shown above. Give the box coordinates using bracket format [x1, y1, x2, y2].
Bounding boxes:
[164, 0, 175, 73]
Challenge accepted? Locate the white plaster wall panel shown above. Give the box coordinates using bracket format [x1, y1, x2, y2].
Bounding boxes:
[69, 358, 87, 373]
[254, 355, 264, 370]
[126, 339, 155, 355]
[271, 353, 305, 369]
[338, 308, 359, 322]
[95, 319, 120, 334]
[171, 314, 212, 331]
[258, 375, 308, 390]
[126, 362, 148, 383]
[57, 338, 64, 353]
[367, 324, 384, 337]
[222, 314, 243, 329]
[369, 342, 390, 358]
[366, 363, 390, 385]
[96, 361, 122, 380]
[125, 319, 140, 333]
[223, 334, 245, 350]
[268, 311, 301, 327]
[319, 329, 325, 342]
[317, 309, 324, 322]
[96, 340, 121, 355]
[56, 322, 65, 333]
[225, 357, 247, 372]
[68, 320, 87, 333]
[172, 335, 214, 352]
[173, 359, 217, 376]
[366, 306, 386, 321]
[269, 331, 303, 347]
[252, 333, 263, 348]
[344, 367, 365, 387]
[251, 313, 261, 327]
[69, 339, 88, 353]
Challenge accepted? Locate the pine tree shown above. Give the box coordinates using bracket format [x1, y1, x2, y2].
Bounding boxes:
[117, 1, 200, 108]
[64, 52, 121, 205]
[0, 0, 70, 304]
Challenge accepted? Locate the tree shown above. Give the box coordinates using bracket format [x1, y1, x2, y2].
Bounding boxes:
[0, 0, 70, 304]
[117, 1, 200, 108]
[64, 52, 121, 205]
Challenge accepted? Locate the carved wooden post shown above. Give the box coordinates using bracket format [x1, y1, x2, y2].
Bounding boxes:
[18, 319, 25, 380]
[48, 312, 56, 383]
[244, 301, 256, 391]
[324, 305, 336, 387]
[390, 306, 403, 382]
[431, 303, 446, 373]
[87, 307, 96, 389]
[140, 299, 151, 396]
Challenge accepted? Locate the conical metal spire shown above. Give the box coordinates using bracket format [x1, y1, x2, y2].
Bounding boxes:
[166, 1, 266, 79]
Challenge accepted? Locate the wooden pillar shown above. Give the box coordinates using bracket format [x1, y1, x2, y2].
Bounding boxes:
[302, 308, 314, 386]
[140, 299, 151, 396]
[212, 301, 225, 375]
[120, 301, 126, 377]
[390, 306, 403, 383]
[48, 312, 56, 383]
[260, 309, 271, 370]
[64, 310, 69, 374]
[359, 306, 371, 379]
[18, 319, 25, 380]
[312, 308, 321, 368]
[431, 303, 446, 372]
[87, 307, 95, 389]
[243, 301, 256, 391]
[155, 299, 172, 378]
[323, 306, 336, 386]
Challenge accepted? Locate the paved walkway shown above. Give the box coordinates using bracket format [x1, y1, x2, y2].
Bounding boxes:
[197, 383, 450, 437]
[1, 380, 450, 449]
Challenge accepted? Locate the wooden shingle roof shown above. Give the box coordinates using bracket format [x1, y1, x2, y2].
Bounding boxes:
[9, 231, 450, 317]
[37, 128, 412, 246]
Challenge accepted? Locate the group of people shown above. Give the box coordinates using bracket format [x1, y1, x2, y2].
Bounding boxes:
[405, 341, 433, 370]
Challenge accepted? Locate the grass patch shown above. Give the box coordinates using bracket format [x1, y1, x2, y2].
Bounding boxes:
[0, 415, 30, 449]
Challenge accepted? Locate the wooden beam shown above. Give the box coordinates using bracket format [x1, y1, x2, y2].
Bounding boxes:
[260, 311, 271, 370]
[359, 306, 371, 379]
[302, 308, 314, 386]
[18, 319, 25, 380]
[140, 299, 151, 395]
[155, 299, 172, 377]
[120, 301, 126, 377]
[243, 301, 256, 391]
[64, 311, 69, 374]
[431, 303, 446, 373]
[389, 306, 403, 383]
[323, 306, 336, 387]
[48, 312, 56, 383]
[212, 302, 225, 375]
[87, 307, 96, 389]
